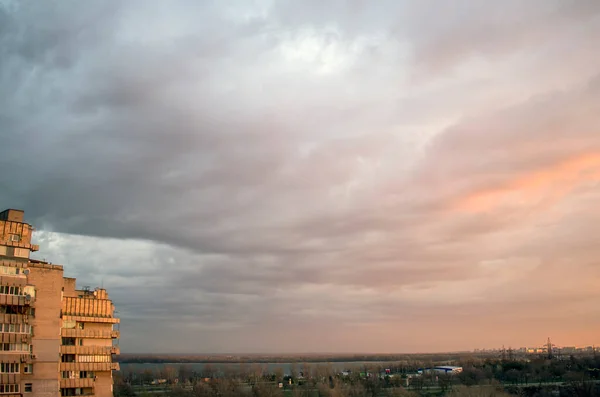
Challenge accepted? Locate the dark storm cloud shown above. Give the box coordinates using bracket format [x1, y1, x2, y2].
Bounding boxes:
[2, 0, 600, 353]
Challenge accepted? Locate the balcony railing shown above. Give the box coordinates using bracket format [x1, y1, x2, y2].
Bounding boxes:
[0, 353, 32, 363]
[0, 294, 34, 306]
[60, 377, 95, 389]
[0, 373, 20, 385]
[60, 362, 119, 372]
[0, 314, 29, 324]
[62, 315, 119, 324]
[60, 345, 120, 355]
[61, 329, 120, 339]
[0, 333, 31, 344]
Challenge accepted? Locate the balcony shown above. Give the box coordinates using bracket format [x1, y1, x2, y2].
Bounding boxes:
[0, 294, 33, 306]
[0, 373, 20, 384]
[0, 333, 31, 344]
[60, 378, 95, 389]
[60, 345, 119, 355]
[0, 314, 29, 324]
[62, 315, 119, 324]
[60, 362, 120, 372]
[61, 328, 119, 339]
[0, 353, 32, 363]
[1, 240, 37, 252]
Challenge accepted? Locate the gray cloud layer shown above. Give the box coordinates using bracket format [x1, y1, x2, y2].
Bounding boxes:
[2, 0, 600, 353]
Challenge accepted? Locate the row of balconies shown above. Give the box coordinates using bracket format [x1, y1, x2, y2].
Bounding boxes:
[60, 345, 120, 355]
[61, 328, 120, 339]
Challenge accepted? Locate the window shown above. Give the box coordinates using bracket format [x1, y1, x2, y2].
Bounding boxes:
[0, 384, 19, 393]
[23, 364, 33, 374]
[62, 337, 76, 346]
[76, 322, 84, 330]
[62, 371, 78, 379]
[61, 354, 76, 363]
[60, 388, 91, 396]
[0, 266, 20, 276]
[62, 320, 76, 329]
[10, 234, 20, 242]
[0, 363, 19, 373]
[0, 323, 32, 333]
[77, 355, 111, 363]
[14, 248, 29, 258]
[23, 285, 35, 298]
[24, 383, 32, 393]
[0, 285, 23, 295]
[1, 343, 30, 352]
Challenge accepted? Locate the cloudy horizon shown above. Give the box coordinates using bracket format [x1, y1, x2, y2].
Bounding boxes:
[1, 0, 600, 354]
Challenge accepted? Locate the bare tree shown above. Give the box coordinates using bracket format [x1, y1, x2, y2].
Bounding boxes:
[448, 385, 512, 397]
[252, 382, 283, 397]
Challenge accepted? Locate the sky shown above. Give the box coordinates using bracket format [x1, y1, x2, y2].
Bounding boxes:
[1, 0, 600, 354]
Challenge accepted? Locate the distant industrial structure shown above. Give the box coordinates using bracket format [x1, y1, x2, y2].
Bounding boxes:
[473, 337, 597, 358]
[0, 209, 119, 397]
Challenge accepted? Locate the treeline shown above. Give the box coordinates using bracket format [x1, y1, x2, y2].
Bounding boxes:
[118, 352, 475, 364]
[114, 354, 600, 397]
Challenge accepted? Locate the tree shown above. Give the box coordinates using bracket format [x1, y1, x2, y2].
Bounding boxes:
[178, 364, 195, 384]
[114, 382, 137, 397]
[162, 366, 176, 384]
[202, 364, 216, 379]
[190, 381, 211, 397]
[387, 388, 418, 397]
[252, 383, 283, 397]
[213, 379, 249, 397]
[273, 367, 284, 383]
[458, 367, 485, 387]
[448, 385, 512, 397]
[438, 373, 452, 393]
[141, 369, 155, 385]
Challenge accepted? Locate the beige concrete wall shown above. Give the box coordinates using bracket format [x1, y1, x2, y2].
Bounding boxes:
[27, 265, 63, 397]
[95, 370, 114, 397]
[82, 336, 113, 347]
[63, 278, 77, 298]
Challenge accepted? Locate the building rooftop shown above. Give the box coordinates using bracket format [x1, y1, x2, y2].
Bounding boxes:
[0, 208, 25, 222]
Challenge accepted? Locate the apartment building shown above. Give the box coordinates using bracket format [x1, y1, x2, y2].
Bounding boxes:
[0, 209, 119, 397]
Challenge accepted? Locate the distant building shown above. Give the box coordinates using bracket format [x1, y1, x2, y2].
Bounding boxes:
[0, 209, 120, 397]
[418, 366, 463, 375]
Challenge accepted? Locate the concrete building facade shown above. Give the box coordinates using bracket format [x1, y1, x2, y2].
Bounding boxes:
[0, 209, 119, 397]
